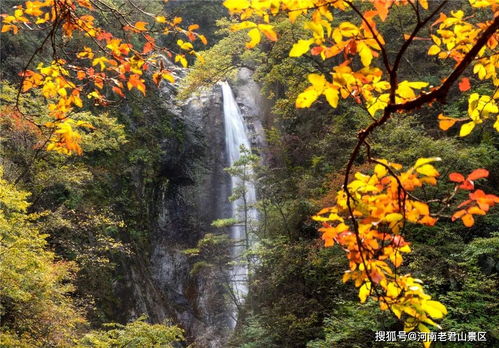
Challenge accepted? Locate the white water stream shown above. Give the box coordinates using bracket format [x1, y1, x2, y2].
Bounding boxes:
[221, 82, 258, 324]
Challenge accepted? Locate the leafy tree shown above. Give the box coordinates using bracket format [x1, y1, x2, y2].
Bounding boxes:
[77, 316, 184, 348]
[0, 165, 86, 347]
[0, 0, 206, 155]
[224, 0, 499, 343]
[0, 1, 205, 343]
[225, 145, 260, 256]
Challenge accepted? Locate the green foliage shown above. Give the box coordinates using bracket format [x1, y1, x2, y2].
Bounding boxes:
[77, 317, 184, 348]
[225, 145, 259, 203]
[306, 302, 396, 348]
[212, 217, 238, 228]
[185, 233, 232, 276]
[179, 19, 264, 98]
[0, 165, 86, 347]
[439, 233, 499, 344]
[231, 238, 359, 347]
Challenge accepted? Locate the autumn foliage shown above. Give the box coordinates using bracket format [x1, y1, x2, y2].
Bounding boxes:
[1, 0, 206, 155]
[2, 0, 499, 345]
[223, 0, 499, 345]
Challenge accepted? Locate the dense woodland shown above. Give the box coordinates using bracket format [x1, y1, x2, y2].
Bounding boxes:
[0, 0, 498, 347]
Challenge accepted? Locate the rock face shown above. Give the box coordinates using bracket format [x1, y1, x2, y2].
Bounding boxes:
[115, 68, 265, 347]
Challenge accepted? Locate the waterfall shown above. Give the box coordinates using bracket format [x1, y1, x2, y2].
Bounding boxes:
[221, 81, 257, 324]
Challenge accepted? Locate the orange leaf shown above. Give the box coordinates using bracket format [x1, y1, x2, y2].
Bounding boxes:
[457, 199, 472, 208]
[134, 21, 148, 31]
[97, 31, 113, 41]
[2, 24, 19, 34]
[373, 0, 390, 21]
[467, 168, 489, 181]
[75, 70, 85, 80]
[198, 34, 208, 45]
[142, 41, 154, 54]
[452, 209, 466, 221]
[449, 172, 464, 183]
[461, 214, 474, 227]
[127, 74, 146, 95]
[467, 206, 485, 215]
[152, 72, 161, 86]
[437, 114, 457, 131]
[458, 77, 471, 92]
[112, 86, 125, 97]
[459, 180, 474, 190]
[311, 46, 324, 55]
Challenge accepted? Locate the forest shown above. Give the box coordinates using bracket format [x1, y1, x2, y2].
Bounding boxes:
[0, 0, 498, 347]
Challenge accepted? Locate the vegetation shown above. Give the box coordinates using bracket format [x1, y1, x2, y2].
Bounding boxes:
[1, 0, 498, 347]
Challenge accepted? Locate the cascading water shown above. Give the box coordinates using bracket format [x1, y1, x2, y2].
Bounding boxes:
[221, 81, 258, 325]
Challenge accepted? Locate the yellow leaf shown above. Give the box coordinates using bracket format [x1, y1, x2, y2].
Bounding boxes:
[288, 10, 302, 23]
[177, 39, 193, 51]
[75, 121, 94, 129]
[296, 88, 319, 108]
[418, 323, 430, 333]
[246, 28, 261, 48]
[308, 74, 326, 91]
[413, 157, 441, 170]
[156, 16, 166, 23]
[397, 81, 429, 99]
[459, 121, 476, 137]
[358, 41, 373, 67]
[408, 81, 429, 89]
[416, 164, 439, 177]
[231, 21, 257, 31]
[258, 24, 277, 41]
[358, 282, 371, 303]
[289, 38, 314, 57]
[366, 94, 389, 116]
[304, 21, 324, 38]
[386, 282, 402, 298]
[473, 63, 486, 79]
[389, 252, 403, 267]
[92, 56, 108, 71]
[422, 300, 447, 319]
[324, 87, 339, 108]
[391, 305, 402, 318]
[175, 54, 188, 68]
[339, 22, 359, 37]
[428, 45, 441, 55]
[332, 28, 342, 43]
[385, 213, 403, 223]
[374, 164, 387, 178]
[162, 72, 175, 83]
[223, 0, 250, 12]
[72, 94, 83, 108]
